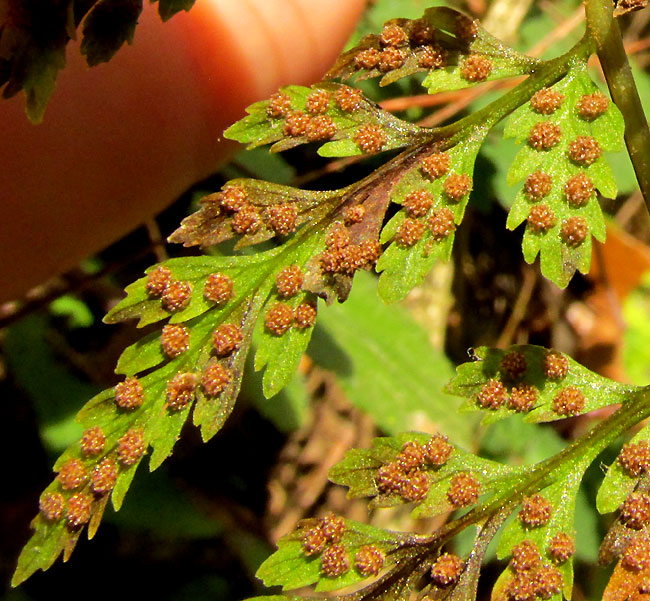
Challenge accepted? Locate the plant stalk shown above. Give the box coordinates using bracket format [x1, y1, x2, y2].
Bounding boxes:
[584, 0, 650, 211]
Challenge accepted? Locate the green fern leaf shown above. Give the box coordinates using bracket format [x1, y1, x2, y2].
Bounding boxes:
[504, 63, 625, 287]
[445, 345, 640, 424]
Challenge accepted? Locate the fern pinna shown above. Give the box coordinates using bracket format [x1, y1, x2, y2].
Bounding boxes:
[12, 5, 650, 601]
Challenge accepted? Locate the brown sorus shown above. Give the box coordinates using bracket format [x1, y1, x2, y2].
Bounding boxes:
[80, 426, 106, 457]
[91, 458, 118, 494]
[508, 573, 537, 601]
[519, 494, 552, 528]
[335, 85, 364, 112]
[266, 203, 298, 236]
[301, 526, 327, 556]
[509, 384, 538, 412]
[460, 55, 493, 82]
[355, 545, 385, 576]
[417, 44, 447, 69]
[379, 47, 407, 71]
[399, 470, 430, 502]
[447, 472, 480, 507]
[354, 124, 386, 153]
[396, 440, 425, 472]
[429, 208, 456, 240]
[201, 360, 232, 397]
[577, 92, 609, 121]
[560, 217, 589, 247]
[422, 152, 451, 179]
[552, 385, 586, 415]
[321, 513, 346, 543]
[306, 115, 336, 141]
[477, 378, 507, 409]
[431, 553, 463, 586]
[265, 302, 295, 335]
[548, 532, 575, 564]
[528, 205, 556, 232]
[501, 351, 527, 379]
[409, 19, 435, 45]
[403, 189, 433, 218]
[117, 428, 146, 466]
[57, 458, 88, 490]
[305, 89, 330, 114]
[66, 493, 92, 529]
[528, 121, 562, 150]
[146, 265, 172, 297]
[543, 351, 569, 379]
[166, 373, 197, 411]
[424, 433, 453, 466]
[524, 172, 553, 200]
[343, 205, 366, 225]
[276, 265, 303, 298]
[204, 272, 234, 304]
[114, 376, 144, 410]
[620, 492, 650, 530]
[321, 544, 350, 577]
[283, 111, 310, 136]
[231, 205, 262, 235]
[567, 136, 602, 165]
[511, 540, 541, 572]
[161, 324, 190, 358]
[212, 323, 243, 357]
[355, 47, 381, 70]
[530, 88, 565, 114]
[533, 565, 563, 599]
[622, 536, 650, 571]
[295, 302, 317, 329]
[455, 15, 479, 41]
[326, 225, 350, 250]
[376, 462, 407, 494]
[443, 173, 472, 202]
[40, 492, 65, 521]
[359, 239, 382, 266]
[267, 92, 292, 118]
[395, 218, 426, 247]
[220, 185, 248, 212]
[564, 173, 594, 207]
[618, 440, 650, 477]
[162, 280, 192, 312]
[380, 23, 408, 47]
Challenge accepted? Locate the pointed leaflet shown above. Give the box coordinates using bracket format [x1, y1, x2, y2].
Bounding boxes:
[224, 83, 426, 158]
[376, 127, 487, 303]
[504, 63, 625, 287]
[256, 516, 421, 593]
[326, 8, 539, 92]
[445, 345, 640, 424]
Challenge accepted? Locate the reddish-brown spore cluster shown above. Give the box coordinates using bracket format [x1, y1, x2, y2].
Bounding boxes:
[354, 124, 387, 153]
[548, 533, 575, 564]
[621, 493, 650, 530]
[355, 545, 385, 576]
[396, 218, 426, 247]
[146, 266, 172, 297]
[335, 86, 364, 112]
[306, 89, 330, 114]
[66, 493, 92, 529]
[460, 55, 493, 82]
[447, 472, 480, 507]
[560, 217, 589, 247]
[212, 323, 243, 357]
[501, 351, 528, 380]
[524, 172, 553, 200]
[220, 185, 248, 212]
[577, 92, 609, 121]
[507, 564, 563, 600]
[528, 122, 562, 150]
[161, 324, 190, 358]
[320, 227, 381, 276]
[306, 115, 336, 141]
[295, 302, 318, 329]
[265, 302, 295, 336]
[567, 136, 602, 165]
[266, 204, 298, 236]
[564, 173, 594, 207]
[162, 280, 192, 312]
[418, 44, 447, 69]
[276, 265, 303, 298]
[201, 360, 232, 397]
[204, 272, 233, 305]
[231, 205, 262, 235]
[80, 426, 106, 457]
[622, 536, 650, 571]
[477, 378, 507, 410]
[519, 494, 553, 528]
[40, 492, 66, 521]
[509, 384, 538, 412]
[166, 373, 197, 411]
[343, 205, 366, 225]
[114, 376, 144, 410]
[424, 434, 454, 466]
[552, 385, 586, 415]
[91, 458, 118, 494]
[283, 111, 310, 137]
[379, 47, 407, 71]
[422, 152, 451, 179]
[511, 540, 541, 572]
[530, 88, 564, 114]
[57, 459, 88, 490]
[117, 428, 146, 466]
[267, 92, 292, 118]
[354, 48, 381, 70]
[403, 189, 433, 218]
[543, 351, 569, 379]
[429, 208, 456, 241]
[527, 205, 556, 233]
[321, 544, 350, 577]
[431, 553, 464, 586]
[443, 173, 472, 202]
[618, 441, 650, 477]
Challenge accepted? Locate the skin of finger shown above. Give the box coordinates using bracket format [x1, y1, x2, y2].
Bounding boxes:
[0, 0, 365, 303]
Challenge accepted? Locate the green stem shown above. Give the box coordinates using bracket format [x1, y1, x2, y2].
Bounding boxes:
[584, 0, 650, 211]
